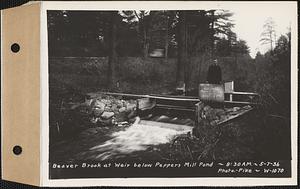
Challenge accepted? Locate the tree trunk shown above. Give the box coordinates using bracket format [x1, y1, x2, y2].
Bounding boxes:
[270, 31, 273, 51]
[184, 20, 191, 91]
[143, 30, 149, 58]
[176, 11, 188, 88]
[165, 16, 169, 59]
[107, 12, 117, 90]
[210, 10, 215, 58]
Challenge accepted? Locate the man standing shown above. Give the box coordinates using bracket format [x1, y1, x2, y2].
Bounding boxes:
[207, 59, 222, 84]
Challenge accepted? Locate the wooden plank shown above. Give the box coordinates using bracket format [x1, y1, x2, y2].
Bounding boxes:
[156, 104, 196, 112]
[148, 95, 199, 102]
[150, 94, 199, 99]
[225, 91, 259, 96]
[95, 92, 259, 105]
[100, 92, 149, 98]
[223, 101, 259, 105]
[102, 92, 200, 102]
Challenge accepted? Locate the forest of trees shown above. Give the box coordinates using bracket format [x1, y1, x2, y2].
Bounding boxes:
[48, 11, 291, 118]
[48, 10, 250, 89]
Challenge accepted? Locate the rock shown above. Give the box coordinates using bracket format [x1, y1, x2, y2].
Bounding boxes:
[181, 118, 194, 126]
[156, 115, 170, 122]
[119, 107, 126, 113]
[219, 115, 229, 122]
[215, 109, 226, 116]
[91, 99, 105, 116]
[210, 119, 219, 126]
[244, 105, 252, 110]
[104, 106, 111, 111]
[126, 102, 136, 111]
[91, 99, 105, 109]
[101, 99, 112, 107]
[116, 100, 124, 108]
[117, 121, 129, 127]
[101, 111, 115, 119]
[90, 117, 100, 124]
[115, 112, 127, 122]
[99, 117, 116, 127]
[232, 107, 241, 111]
[127, 110, 137, 119]
[93, 108, 104, 117]
[203, 105, 212, 112]
[170, 117, 179, 122]
[224, 108, 233, 113]
[111, 104, 119, 112]
[205, 110, 216, 121]
[128, 117, 137, 123]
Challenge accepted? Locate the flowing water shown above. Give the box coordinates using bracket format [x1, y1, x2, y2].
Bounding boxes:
[77, 121, 192, 161]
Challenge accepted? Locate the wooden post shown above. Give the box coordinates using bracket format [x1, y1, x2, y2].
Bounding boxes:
[176, 11, 187, 88]
[195, 101, 204, 128]
[229, 81, 234, 101]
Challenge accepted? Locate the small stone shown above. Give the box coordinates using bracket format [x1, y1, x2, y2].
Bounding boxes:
[203, 105, 212, 112]
[244, 105, 252, 110]
[210, 120, 218, 126]
[90, 117, 100, 124]
[156, 115, 170, 122]
[116, 100, 124, 108]
[219, 115, 228, 122]
[93, 108, 104, 117]
[127, 110, 137, 119]
[99, 117, 115, 127]
[126, 103, 136, 111]
[128, 117, 137, 123]
[117, 121, 129, 127]
[104, 106, 111, 111]
[111, 104, 119, 112]
[119, 107, 126, 113]
[91, 99, 105, 116]
[101, 99, 111, 107]
[91, 99, 105, 110]
[232, 107, 241, 111]
[101, 111, 115, 119]
[115, 112, 127, 122]
[215, 109, 226, 116]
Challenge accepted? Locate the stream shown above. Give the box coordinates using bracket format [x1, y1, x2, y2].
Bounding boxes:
[75, 122, 191, 161]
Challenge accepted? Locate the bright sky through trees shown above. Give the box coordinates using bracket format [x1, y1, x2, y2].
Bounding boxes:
[227, 2, 295, 58]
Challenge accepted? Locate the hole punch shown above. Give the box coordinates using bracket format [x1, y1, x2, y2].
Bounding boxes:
[11, 43, 20, 53]
[13, 145, 22, 155]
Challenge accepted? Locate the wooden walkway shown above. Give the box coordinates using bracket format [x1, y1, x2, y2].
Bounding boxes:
[90, 92, 259, 105]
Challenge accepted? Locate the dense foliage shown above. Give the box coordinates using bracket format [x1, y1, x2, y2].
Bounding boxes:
[48, 10, 243, 58]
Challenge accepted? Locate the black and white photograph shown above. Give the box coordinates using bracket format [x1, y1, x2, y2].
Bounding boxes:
[46, 1, 297, 183]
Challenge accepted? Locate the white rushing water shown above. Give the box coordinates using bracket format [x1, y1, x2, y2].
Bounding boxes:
[85, 123, 191, 160]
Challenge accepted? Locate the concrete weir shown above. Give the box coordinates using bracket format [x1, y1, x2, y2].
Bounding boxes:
[137, 120, 193, 132]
